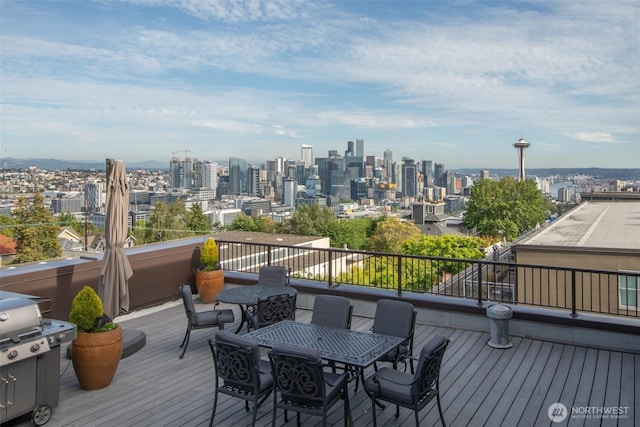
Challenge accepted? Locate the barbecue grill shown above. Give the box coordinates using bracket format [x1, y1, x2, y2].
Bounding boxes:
[0, 295, 76, 426]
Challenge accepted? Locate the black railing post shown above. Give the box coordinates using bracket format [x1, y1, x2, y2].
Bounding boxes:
[267, 244, 272, 266]
[477, 263, 484, 307]
[328, 249, 333, 288]
[397, 255, 403, 296]
[570, 270, 578, 318]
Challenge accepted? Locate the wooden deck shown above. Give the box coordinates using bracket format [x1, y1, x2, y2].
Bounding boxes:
[7, 299, 638, 427]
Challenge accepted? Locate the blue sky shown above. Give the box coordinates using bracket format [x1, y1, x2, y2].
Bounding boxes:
[1, 0, 638, 169]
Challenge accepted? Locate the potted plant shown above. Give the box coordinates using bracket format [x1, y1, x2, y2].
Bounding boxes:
[195, 237, 224, 303]
[69, 286, 123, 390]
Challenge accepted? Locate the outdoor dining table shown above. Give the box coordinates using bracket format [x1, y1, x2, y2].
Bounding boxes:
[216, 284, 297, 333]
[244, 319, 405, 384]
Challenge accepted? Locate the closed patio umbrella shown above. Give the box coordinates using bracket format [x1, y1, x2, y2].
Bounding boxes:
[99, 159, 133, 320]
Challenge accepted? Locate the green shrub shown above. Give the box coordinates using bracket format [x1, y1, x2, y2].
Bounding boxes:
[69, 286, 116, 332]
[199, 237, 220, 271]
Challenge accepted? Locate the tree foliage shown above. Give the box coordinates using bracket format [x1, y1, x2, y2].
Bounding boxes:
[0, 214, 15, 238]
[463, 177, 548, 240]
[286, 204, 336, 237]
[185, 203, 211, 235]
[365, 217, 421, 253]
[144, 200, 188, 242]
[227, 213, 279, 233]
[326, 217, 372, 250]
[12, 192, 62, 263]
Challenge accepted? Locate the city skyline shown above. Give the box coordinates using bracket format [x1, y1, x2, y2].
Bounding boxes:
[1, 1, 638, 169]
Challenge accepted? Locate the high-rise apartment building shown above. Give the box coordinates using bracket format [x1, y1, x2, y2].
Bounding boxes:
[247, 166, 261, 196]
[422, 160, 433, 187]
[84, 181, 101, 213]
[480, 170, 490, 180]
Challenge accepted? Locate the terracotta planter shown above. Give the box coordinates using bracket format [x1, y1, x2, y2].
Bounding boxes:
[195, 269, 224, 303]
[71, 325, 123, 391]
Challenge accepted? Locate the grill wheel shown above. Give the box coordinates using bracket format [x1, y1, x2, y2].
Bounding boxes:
[31, 404, 52, 426]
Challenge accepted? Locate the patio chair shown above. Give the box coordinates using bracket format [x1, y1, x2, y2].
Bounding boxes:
[208, 330, 273, 427]
[310, 295, 353, 329]
[178, 284, 234, 359]
[372, 299, 417, 374]
[269, 343, 353, 427]
[363, 335, 450, 427]
[246, 293, 296, 331]
[257, 266, 290, 286]
[310, 295, 354, 374]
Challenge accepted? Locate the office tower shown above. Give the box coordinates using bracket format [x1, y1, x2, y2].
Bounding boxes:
[83, 181, 101, 213]
[480, 170, 490, 180]
[301, 144, 313, 167]
[434, 163, 445, 187]
[445, 171, 455, 195]
[346, 140, 354, 156]
[202, 161, 218, 191]
[401, 158, 418, 198]
[514, 138, 531, 181]
[355, 139, 364, 157]
[421, 160, 433, 187]
[383, 149, 393, 181]
[283, 178, 296, 207]
[276, 157, 286, 173]
[229, 157, 247, 195]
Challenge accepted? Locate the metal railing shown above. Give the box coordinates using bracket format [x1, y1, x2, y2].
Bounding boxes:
[217, 239, 640, 319]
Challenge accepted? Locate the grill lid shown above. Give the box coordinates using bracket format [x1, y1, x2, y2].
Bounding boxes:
[0, 297, 44, 344]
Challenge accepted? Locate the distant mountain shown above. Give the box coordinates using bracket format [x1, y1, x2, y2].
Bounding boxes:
[1, 158, 169, 171]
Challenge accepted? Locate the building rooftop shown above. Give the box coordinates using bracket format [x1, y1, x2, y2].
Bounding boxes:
[520, 201, 640, 250]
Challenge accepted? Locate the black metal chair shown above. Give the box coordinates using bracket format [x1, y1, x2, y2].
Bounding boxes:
[178, 284, 234, 359]
[372, 299, 417, 374]
[269, 343, 353, 427]
[246, 293, 296, 332]
[256, 266, 290, 286]
[208, 330, 273, 427]
[363, 335, 450, 427]
[311, 295, 354, 374]
[311, 295, 353, 329]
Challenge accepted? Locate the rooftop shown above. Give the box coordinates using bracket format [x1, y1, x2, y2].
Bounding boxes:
[520, 201, 640, 250]
[7, 296, 638, 427]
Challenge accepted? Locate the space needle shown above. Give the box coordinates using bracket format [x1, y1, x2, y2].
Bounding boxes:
[513, 138, 531, 181]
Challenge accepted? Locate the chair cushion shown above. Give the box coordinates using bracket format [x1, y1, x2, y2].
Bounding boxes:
[195, 308, 234, 327]
[373, 299, 414, 338]
[214, 330, 262, 367]
[363, 367, 415, 406]
[272, 343, 322, 363]
[311, 295, 352, 329]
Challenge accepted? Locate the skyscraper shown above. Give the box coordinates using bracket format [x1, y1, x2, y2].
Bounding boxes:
[383, 149, 393, 181]
[402, 158, 418, 198]
[355, 139, 364, 157]
[202, 161, 218, 191]
[229, 157, 247, 194]
[301, 144, 313, 167]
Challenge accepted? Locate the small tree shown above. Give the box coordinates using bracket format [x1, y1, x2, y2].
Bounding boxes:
[12, 192, 62, 263]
